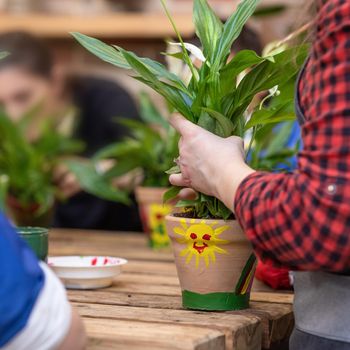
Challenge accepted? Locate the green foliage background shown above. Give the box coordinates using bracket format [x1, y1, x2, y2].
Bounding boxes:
[0, 112, 84, 215]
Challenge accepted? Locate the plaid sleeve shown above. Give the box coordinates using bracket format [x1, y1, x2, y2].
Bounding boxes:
[234, 0, 350, 272]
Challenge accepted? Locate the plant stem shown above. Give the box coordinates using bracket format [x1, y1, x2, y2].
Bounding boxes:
[160, 0, 198, 84]
[268, 21, 313, 52]
[245, 126, 257, 161]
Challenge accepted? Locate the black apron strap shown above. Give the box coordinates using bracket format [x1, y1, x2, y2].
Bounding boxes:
[294, 58, 309, 126]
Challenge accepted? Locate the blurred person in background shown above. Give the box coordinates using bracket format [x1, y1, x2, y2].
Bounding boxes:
[0, 31, 142, 231]
[0, 211, 86, 349]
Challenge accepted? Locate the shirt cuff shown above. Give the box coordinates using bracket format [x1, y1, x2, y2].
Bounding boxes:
[234, 171, 267, 223]
[3, 262, 71, 350]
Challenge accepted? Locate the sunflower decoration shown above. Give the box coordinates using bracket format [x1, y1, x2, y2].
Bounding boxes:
[174, 219, 230, 268]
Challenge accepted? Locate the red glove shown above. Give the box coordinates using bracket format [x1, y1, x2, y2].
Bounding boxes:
[255, 260, 292, 290]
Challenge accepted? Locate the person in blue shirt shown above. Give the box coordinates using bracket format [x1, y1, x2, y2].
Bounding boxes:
[0, 212, 86, 349]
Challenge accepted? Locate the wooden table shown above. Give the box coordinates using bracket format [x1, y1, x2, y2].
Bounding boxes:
[50, 229, 294, 350]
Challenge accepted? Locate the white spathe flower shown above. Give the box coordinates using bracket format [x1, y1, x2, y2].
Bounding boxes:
[259, 85, 280, 110]
[165, 43, 192, 84]
[269, 85, 280, 96]
[168, 42, 206, 62]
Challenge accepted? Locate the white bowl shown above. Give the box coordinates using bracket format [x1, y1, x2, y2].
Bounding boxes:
[48, 256, 127, 290]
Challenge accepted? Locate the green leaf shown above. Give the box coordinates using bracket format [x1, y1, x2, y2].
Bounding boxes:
[0, 51, 9, 60]
[161, 51, 185, 61]
[193, 0, 223, 61]
[165, 165, 180, 175]
[202, 108, 234, 137]
[245, 101, 295, 130]
[71, 32, 130, 69]
[119, 47, 162, 86]
[215, 0, 260, 67]
[136, 55, 190, 95]
[163, 186, 181, 203]
[118, 118, 162, 141]
[253, 5, 286, 17]
[176, 199, 198, 207]
[220, 50, 267, 93]
[139, 91, 169, 129]
[72, 33, 189, 95]
[197, 113, 216, 134]
[217, 200, 233, 220]
[94, 140, 141, 160]
[234, 46, 307, 111]
[66, 160, 131, 204]
[160, 0, 199, 85]
[264, 121, 295, 156]
[0, 174, 9, 211]
[134, 77, 194, 121]
[102, 158, 140, 180]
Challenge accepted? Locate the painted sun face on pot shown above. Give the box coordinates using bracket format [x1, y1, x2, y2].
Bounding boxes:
[174, 219, 230, 268]
[149, 204, 172, 247]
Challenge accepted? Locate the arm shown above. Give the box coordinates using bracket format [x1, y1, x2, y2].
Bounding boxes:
[57, 307, 86, 350]
[170, 1, 350, 272]
[0, 213, 86, 350]
[235, 1, 350, 272]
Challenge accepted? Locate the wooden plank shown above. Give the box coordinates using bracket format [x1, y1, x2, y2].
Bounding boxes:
[50, 233, 172, 261]
[75, 303, 262, 350]
[250, 292, 293, 305]
[124, 260, 178, 276]
[50, 229, 148, 246]
[70, 275, 292, 304]
[100, 272, 292, 302]
[51, 230, 294, 348]
[49, 229, 175, 261]
[83, 317, 225, 350]
[50, 242, 174, 262]
[68, 290, 182, 309]
[68, 291, 293, 347]
[0, 13, 195, 39]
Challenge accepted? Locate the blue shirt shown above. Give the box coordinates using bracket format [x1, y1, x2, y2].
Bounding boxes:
[0, 213, 44, 346]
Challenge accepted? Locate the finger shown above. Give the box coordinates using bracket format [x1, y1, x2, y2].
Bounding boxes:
[169, 173, 191, 187]
[61, 173, 77, 188]
[179, 188, 197, 200]
[53, 164, 69, 183]
[169, 113, 199, 138]
[63, 183, 81, 198]
[60, 174, 81, 198]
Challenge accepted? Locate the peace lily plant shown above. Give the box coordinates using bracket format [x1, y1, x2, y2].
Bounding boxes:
[73, 0, 306, 220]
[72, 0, 306, 311]
[0, 110, 84, 226]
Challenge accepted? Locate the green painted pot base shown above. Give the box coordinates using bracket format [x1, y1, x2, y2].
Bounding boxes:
[182, 290, 250, 311]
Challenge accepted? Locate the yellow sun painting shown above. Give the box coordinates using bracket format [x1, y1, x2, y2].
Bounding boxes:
[174, 219, 230, 268]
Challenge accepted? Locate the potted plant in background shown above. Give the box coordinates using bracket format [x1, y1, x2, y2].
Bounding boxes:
[72, 0, 307, 310]
[68, 91, 179, 248]
[0, 111, 85, 226]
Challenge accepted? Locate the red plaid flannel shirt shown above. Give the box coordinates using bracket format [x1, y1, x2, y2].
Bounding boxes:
[234, 0, 350, 272]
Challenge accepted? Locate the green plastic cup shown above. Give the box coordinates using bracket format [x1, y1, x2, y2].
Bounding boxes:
[17, 227, 49, 261]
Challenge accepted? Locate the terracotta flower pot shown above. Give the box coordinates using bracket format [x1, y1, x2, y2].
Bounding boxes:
[166, 215, 256, 311]
[135, 186, 173, 248]
[6, 195, 54, 228]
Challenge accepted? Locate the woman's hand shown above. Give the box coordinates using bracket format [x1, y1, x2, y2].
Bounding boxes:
[54, 162, 82, 199]
[169, 114, 255, 211]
